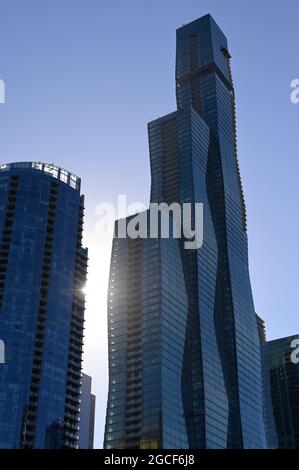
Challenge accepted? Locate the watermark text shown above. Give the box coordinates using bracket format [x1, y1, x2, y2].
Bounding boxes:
[95, 196, 204, 250]
[291, 338, 299, 364]
[290, 79, 299, 104]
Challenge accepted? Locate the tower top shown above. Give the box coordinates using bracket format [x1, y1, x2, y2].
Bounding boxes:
[176, 14, 231, 85]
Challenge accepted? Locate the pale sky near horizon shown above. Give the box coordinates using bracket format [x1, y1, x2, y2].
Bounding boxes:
[0, 0, 298, 448]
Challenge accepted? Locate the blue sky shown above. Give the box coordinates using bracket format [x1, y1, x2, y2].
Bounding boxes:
[0, 0, 298, 448]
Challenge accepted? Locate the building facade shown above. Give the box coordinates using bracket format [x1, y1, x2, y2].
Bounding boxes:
[0, 162, 87, 449]
[105, 215, 192, 448]
[104, 14, 267, 449]
[266, 335, 299, 448]
[79, 373, 96, 449]
[256, 315, 278, 448]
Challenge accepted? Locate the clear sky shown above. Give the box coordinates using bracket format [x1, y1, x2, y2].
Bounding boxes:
[0, 0, 298, 449]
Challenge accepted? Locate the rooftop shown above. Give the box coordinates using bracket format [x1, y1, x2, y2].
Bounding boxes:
[0, 161, 80, 190]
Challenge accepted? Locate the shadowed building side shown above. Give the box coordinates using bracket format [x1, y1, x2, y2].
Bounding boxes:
[256, 315, 278, 448]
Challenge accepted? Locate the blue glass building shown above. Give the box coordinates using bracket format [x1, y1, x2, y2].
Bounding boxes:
[0, 162, 87, 448]
[104, 14, 267, 448]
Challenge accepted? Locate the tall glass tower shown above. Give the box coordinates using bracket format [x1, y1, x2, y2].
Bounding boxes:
[104, 14, 267, 449]
[0, 162, 87, 449]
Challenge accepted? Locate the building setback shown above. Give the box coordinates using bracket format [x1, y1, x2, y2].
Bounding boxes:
[0, 162, 87, 448]
[104, 14, 267, 449]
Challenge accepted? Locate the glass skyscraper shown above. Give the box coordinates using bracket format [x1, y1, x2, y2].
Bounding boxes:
[266, 335, 299, 448]
[0, 162, 87, 449]
[104, 14, 267, 449]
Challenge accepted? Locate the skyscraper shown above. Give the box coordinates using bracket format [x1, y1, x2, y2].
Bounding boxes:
[266, 335, 299, 448]
[0, 162, 87, 449]
[104, 14, 267, 449]
[79, 373, 96, 449]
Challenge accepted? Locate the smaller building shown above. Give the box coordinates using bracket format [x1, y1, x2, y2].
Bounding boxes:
[79, 374, 96, 449]
[266, 335, 299, 448]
